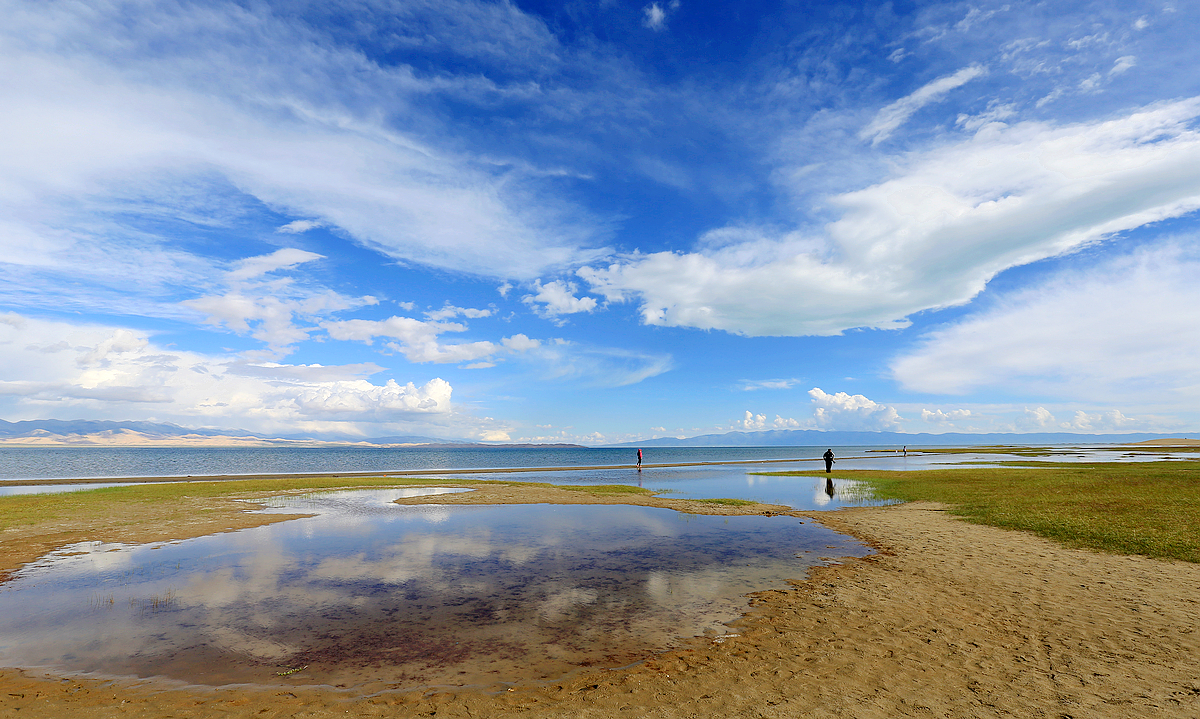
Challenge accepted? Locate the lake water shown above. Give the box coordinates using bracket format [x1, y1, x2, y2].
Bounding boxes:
[0, 487, 869, 692]
[0, 443, 1181, 508]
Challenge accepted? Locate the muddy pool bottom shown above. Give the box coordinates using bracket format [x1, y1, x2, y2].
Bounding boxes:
[0, 489, 869, 694]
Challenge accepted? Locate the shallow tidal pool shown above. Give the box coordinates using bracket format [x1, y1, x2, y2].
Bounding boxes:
[0, 488, 868, 693]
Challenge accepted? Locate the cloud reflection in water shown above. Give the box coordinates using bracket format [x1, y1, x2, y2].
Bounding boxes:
[0, 488, 868, 692]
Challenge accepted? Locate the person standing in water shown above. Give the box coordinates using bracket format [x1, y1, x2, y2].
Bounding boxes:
[823, 448, 835, 473]
[637, 448, 642, 470]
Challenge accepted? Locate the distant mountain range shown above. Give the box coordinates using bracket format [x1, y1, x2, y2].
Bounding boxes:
[603, 428, 1180, 447]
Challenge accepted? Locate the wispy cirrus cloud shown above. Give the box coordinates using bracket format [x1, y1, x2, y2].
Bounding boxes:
[859, 65, 988, 145]
[0, 0, 611, 284]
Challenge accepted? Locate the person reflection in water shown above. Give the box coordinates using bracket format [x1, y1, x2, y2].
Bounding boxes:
[823, 448, 835, 473]
[825, 477, 835, 500]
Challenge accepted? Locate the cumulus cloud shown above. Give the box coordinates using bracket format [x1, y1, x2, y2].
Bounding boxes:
[890, 242, 1200, 404]
[0, 313, 455, 433]
[740, 411, 767, 430]
[288, 378, 451, 417]
[737, 411, 802, 430]
[859, 65, 988, 145]
[920, 408, 972, 423]
[1021, 406, 1057, 429]
[522, 280, 599, 322]
[582, 98, 1200, 337]
[1067, 409, 1135, 431]
[808, 388, 901, 430]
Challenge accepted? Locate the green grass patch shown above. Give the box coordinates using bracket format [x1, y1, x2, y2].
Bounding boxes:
[689, 497, 757, 506]
[0, 475, 436, 531]
[914, 446, 1058, 457]
[768, 462, 1200, 563]
[0, 476, 663, 532]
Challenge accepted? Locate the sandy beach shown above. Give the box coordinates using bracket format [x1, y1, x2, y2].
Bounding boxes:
[2, 489, 1199, 718]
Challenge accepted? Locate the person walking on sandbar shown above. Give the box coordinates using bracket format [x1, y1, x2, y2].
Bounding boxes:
[637, 448, 642, 470]
[823, 448, 835, 473]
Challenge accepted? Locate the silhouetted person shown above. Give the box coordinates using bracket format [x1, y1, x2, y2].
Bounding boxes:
[637, 448, 642, 470]
[823, 448, 834, 473]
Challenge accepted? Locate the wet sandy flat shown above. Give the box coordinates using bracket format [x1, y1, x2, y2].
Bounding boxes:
[3, 496, 1199, 717]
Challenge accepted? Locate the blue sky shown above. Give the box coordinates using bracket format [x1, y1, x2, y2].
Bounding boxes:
[2, 0, 1199, 443]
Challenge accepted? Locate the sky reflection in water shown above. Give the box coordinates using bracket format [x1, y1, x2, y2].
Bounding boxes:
[0, 488, 868, 692]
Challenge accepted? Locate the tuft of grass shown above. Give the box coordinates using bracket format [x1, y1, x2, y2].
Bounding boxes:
[689, 498, 757, 506]
[914, 446, 1058, 457]
[770, 461, 1200, 563]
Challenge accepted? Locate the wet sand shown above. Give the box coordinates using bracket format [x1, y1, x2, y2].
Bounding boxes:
[2, 489, 1199, 717]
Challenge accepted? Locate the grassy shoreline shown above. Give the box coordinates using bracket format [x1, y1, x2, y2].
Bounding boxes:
[764, 460, 1200, 562]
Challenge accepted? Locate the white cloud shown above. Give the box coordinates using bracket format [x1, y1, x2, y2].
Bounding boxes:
[955, 102, 1016, 131]
[1079, 72, 1103, 91]
[0, 313, 455, 433]
[920, 408, 972, 423]
[890, 242, 1200, 405]
[809, 388, 901, 430]
[1021, 406, 1057, 429]
[1067, 409, 1135, 431]
[322, 315, 511, 365]
[859, 65, 988, 145]
[740, 411, 767, 430]
[1110, 56, 1137, 75]
[0, 0, 607, 282]
[424, 305, 494, 321]
[582, 98, 1200, 337]
[288, 378, 451, 417]
[226, 248, 325, 282]
[522, 280, 599, 322]
[642, 1, 679, 30]
[184, 249, 375, 357]
[276, 220, 323, 234]
[736, 411, 802, 430]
